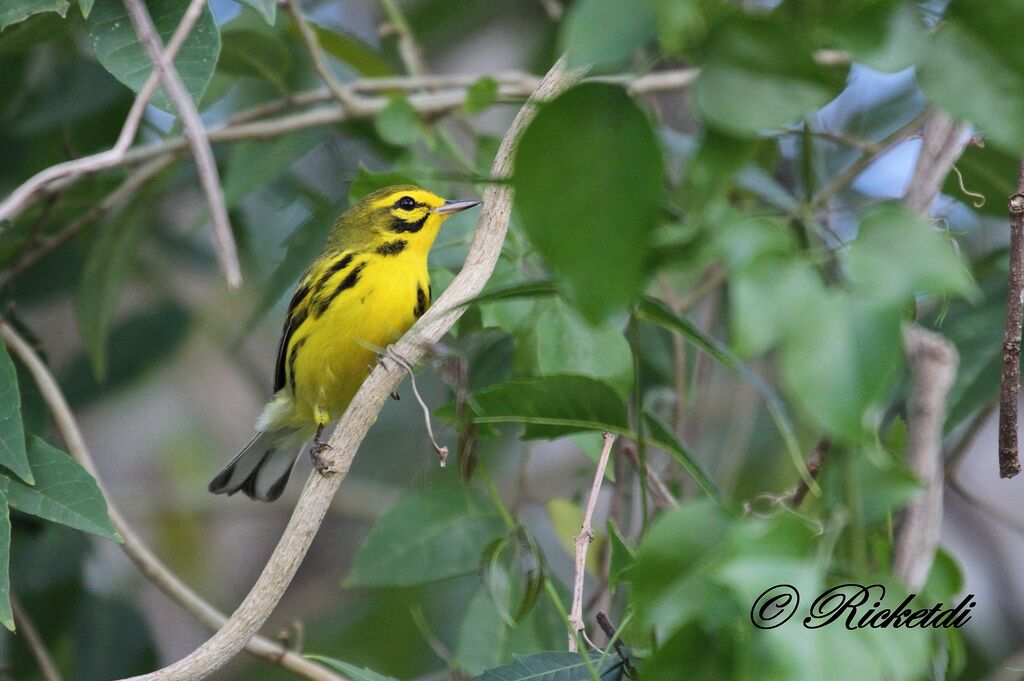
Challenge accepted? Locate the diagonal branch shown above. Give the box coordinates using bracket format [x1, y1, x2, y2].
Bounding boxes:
[0, 0, 207, 226]
[115, 55, 586, 681]
[0, 322, 349, 681]
[121, 0, 241, 289]
[285, 0, 359, 112]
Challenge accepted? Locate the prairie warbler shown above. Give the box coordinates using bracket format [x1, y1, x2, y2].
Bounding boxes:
[209, 185, 481, 501]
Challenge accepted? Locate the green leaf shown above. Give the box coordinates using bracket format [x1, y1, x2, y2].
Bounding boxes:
[0, 343, 33, 484]
[218, 27, 291, 92]
[222, 129, 325, 208]
[606, 519, 635, 590]
[846, 204, 975, 304]
[465, 76, 499, 113]
[233, 0, 275, 24]
[0, 436, 119, 541]
[918, 0, 1024, 152]
[85, 0, 220, 114]
[636, 297, 811, 494]
[345, 483, 505, 587]
[309, 22, 395, 77]
[467, 375, 629, 439]
[466, 280, 559, 307]
[305, 657, 399, 681]
[480, 528, 546, 626]
[826, 0, 924, 73]
[517, 298, 633, 397]
[780, 293, 903, 441]
[0, 493, 10, 631]
[78, 0, 93, 17]
[374, 96, 421, 146]
[475, 651, 624, 681]
[514, 84, 663, 322]
[74, 204, 149, 382]
[0, 0, 68, 31]
[693, 15, 844, 135]
[560, 0, 655, 69]
[942, 294, 1003, 431]
[642, 411, 720, 501]
[652, 0, 722, 53]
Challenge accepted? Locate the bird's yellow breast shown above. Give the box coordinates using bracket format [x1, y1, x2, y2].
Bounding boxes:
[286, 246, 429, 427]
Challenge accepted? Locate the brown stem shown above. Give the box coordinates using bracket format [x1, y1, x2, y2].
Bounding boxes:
[998, 160, 1024, 479]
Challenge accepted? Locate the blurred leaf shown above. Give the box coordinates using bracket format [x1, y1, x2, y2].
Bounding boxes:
[0, 493, 10, 631]
[476, 651, 624, 681]
[652, 0, 723, 53]
[919, 0, 1024, 152]
[465, 76, 499, 113]
[606, 519, 635, 590]
[642, 411, 720, 501]
[481, 527, 545, 626]
[0, 0, 68, 30]
[374, 96, 421, 146]
[922, 547, 964, 603]
[0, 343, 32, 484]
[818, 447, 922, 526]
[223, 129, 325, 208]
[708, 210, 799, 270]
[73, 595, 158, 679]
[693, 15, 843, 135]
[218, 27, 291, 92]
[514, 84, 663, 322]
[636, 297, 808, 493]
[846, 204, 975, 303]
[0, 436, 118, 541]
[234, 0, 275, 25]
[346, 484, 505, 587]
[517, 298, 633, 396]
[309, 22, 394, 77]
[780, 294, 902, 441]
[304, 657, 400, 681]
[826, 0, 924, 72]
[467, 280, 559, 307]
[348, 165, 417, 204]
[467, 375, 629, 438]
[561, 0, 654, 69]
[74, 202, 148, 382]
[0, 10, 68, 52]
[942, 294, 1003, 431]
[85, 0, 220, 113]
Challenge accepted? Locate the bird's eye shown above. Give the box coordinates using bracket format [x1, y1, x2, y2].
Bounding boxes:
[397, 196, 416, 210]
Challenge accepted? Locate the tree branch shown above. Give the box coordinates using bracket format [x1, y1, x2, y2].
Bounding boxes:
[0, 322, 350, 681]
[286, 0, 359, 112]
[0, 0, 207, 226]
[111, 56, 585, 681]
[121, 0, 241, 289]
[569, 432, 615, 651]
[998, 160, 1024, 479]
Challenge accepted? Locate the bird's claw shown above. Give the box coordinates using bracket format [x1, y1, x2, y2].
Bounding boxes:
[310, 441, 335, 475]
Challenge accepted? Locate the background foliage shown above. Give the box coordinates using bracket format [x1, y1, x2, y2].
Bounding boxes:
[0, 0, 1019, 679]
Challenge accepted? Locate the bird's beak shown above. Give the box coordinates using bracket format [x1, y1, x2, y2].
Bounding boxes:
[433, 199, 483, 215]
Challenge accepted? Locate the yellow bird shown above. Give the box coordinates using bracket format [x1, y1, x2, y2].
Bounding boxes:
[209, 186, 481, 501]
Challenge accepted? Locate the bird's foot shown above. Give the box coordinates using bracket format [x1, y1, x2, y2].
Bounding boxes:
[310, 441, 335, 475]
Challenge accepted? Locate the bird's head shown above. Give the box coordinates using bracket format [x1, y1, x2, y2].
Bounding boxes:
[336, 185, 481, 253]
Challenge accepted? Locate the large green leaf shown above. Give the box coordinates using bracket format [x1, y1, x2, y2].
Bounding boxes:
[454, 586, 551, 675]
[0, 436, 119, 541]
[345, 484, 505, 587]
[233, 0, 275, 24]
[304, 657, 399, 681]
[693, 15, 844, 135]
[218, 27, 291, 93]
[651, 0, 724, 54]
[476, 651, 624, 681]
[517, 298, 633, 397]
[825, 0, 924, 73]
[74, 203, 149, 382]
[918, 0, 1024, 153]
[222, 129, 325, 208]
[309, 23, 395, 77]
[514, 84, 663, 322]
[85, 0, 221, 114]
[0, 343, 33, 484]
[560, 0, 654, 69]
[0, 0, 68, 30]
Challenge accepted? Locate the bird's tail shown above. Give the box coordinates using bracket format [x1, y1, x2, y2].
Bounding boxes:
[208, 430, 301, 502]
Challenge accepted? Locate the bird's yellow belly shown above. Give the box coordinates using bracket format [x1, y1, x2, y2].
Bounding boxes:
[290, 256, 427, 425]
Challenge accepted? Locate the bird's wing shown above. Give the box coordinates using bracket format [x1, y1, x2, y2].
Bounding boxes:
[273, 274, 314, 393]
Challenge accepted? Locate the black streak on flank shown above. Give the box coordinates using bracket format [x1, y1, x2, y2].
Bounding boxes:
[313, 262, 366, 318]
[391, 213, 428, 233]
[287, 337, 307, 395]
[414, 284, 428, 318]
[314, 252, 354, 291]
[376, 240, 408, 256]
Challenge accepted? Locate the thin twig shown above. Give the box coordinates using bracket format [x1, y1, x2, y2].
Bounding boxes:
[595, 612, 635, 678]
[892, 325, 959, 589]
[122, 0, 241, 288]
[787, 436, 830, 508]
[111, 56, 586, 681]
[0, 0, 206, 225]
[621, 443, 677, 510]
[385, 348, 448, 467]
[11, 595, 63, 681]
[378, 0, 429, 77]
[286, 0, 358, 112]
[999, 159, 1024, 479]
[569, 432, 616, 652]
[0, 323, 350, 681]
